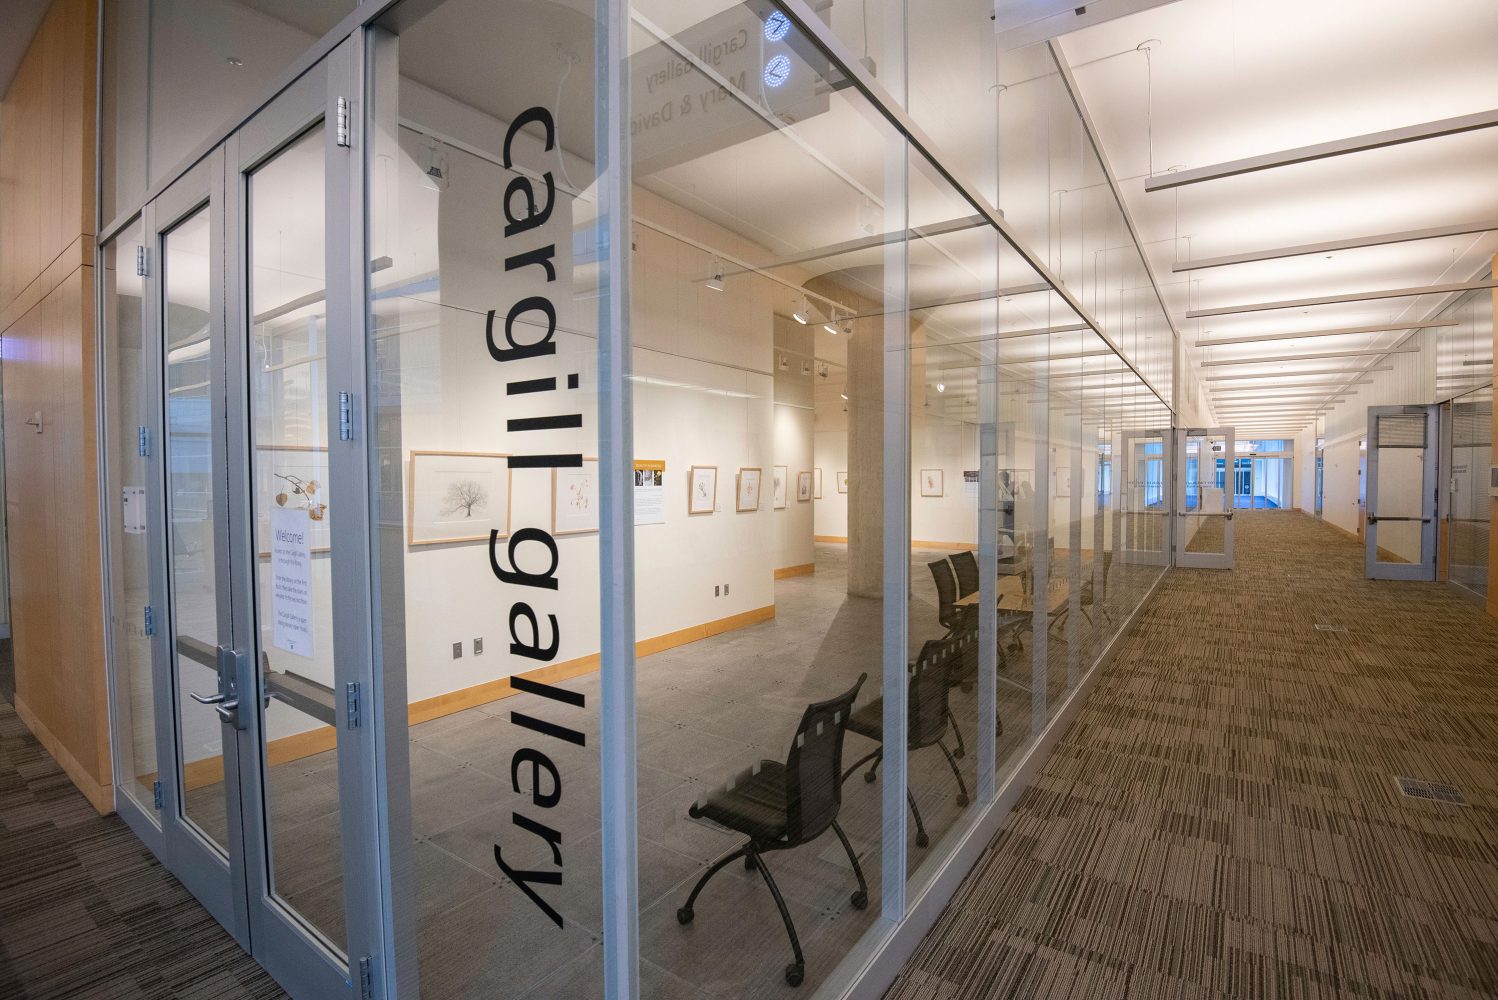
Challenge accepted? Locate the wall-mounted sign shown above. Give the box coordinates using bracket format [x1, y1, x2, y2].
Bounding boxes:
[634, 459, 666, 525]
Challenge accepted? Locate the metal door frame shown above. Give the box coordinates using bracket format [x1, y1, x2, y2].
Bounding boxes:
[1365, 404, 1439, 581]
[1174, 427, 1234, 569]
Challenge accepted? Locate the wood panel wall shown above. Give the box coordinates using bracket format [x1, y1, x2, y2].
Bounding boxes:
[0, 0, 112, 813]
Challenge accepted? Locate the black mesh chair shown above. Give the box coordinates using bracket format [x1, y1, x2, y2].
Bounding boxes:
[677, 674, 868, 988]
[841, 636, 971, 849]
[928, 558, 971, 634]
[1080, 550, 1114, 625]
[950, 550, 979, 598]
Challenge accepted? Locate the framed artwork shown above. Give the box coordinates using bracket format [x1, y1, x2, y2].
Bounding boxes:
[796, 471, 813, 502]
[836, 471, 849, 494]
[688, 465, 717, 514]
[408, 450, 511, 547]
[772, 465, 788, 509]
[736, 467, 762, 512]
[552, 457, 600, 536]
[813, 467, 823, 499]
[920, 469, 944, 497]
[256, 445, 331, 555]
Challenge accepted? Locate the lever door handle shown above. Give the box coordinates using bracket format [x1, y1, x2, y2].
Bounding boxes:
[215, 697, 241, 726]
[190, 690, 227, 705]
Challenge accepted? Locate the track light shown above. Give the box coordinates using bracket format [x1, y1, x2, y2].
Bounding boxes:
[706, 259, 723, 292]
[793, 296, 811, 325]
[936, 382, 945, 393]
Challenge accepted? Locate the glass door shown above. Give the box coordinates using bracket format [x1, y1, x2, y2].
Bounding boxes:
[1366, 405, 1439, 581]
[1118, 429, 1172, 567]
[1175, 428, 1233, 569]
[141, 39, 377, 999]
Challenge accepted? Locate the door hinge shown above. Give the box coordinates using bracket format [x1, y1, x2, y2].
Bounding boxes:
[345, 681, 360, 729]
[143, 605, 155, 636]
[335, 96, 351, 148]
[135, 245, 148, 276]
[338, 390, 353, 441]
[357, 956, 372, 999]
[137, 425, 151, 457]
[152, 779, 163, 809]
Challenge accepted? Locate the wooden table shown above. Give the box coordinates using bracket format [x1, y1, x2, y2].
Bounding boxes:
[957, 576, 1069, 615]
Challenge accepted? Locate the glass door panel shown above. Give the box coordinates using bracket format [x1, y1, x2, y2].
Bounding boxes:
[1119, 430, 1171, 567]
[1366, 406, 1438, 581]
[1176, 428, 1232, 569]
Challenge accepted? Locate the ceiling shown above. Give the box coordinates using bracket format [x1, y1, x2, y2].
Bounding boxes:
[1058, 0, 1498, 435]
[0, 0, 50, 96]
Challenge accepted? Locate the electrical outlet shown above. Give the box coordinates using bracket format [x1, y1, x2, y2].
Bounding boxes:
[474, 637, 484, 655]
[723, 583, 730, 595]
[714, 585, 720, 597]
[452, 641, 463, 659]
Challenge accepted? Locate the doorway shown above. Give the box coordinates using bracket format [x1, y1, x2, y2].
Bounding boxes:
[1176, 428, 1234, 569]
[1365, 405, 1440, 581]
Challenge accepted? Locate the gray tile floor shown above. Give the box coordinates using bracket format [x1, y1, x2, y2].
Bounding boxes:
[178, 539, 1161, 998]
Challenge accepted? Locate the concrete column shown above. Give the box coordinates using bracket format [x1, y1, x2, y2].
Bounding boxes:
[844, 304, 884, 599]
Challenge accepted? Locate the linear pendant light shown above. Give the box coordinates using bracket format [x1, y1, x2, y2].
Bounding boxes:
[1194, 319, 1457, 348]
[1201, 346, 1419, 367]
[1205, 365, 1392, 381]
[1186, 279, 1498, 319]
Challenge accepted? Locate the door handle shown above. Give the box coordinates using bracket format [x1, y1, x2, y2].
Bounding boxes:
[217, 646, 251, 731]
[215, 696, 241, 726]
[190, 690, 227, 705]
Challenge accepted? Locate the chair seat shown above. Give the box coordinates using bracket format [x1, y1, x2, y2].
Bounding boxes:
[845, 698, 885, 741]
[689, 760, 788, 842]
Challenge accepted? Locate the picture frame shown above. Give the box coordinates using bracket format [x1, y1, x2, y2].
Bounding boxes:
[688, 465, 718, 515]
[408, 450, 511, 547]
[736, 467, 762, 512]
[257, 445, 332, 556]
[772, 465, 788, 509]
[836, 471, 849, 494]
[552, 457, 600, 536]
[920, 468, 944, 497]
[796, 471, 813, 502]
[813, 467, 823, 500]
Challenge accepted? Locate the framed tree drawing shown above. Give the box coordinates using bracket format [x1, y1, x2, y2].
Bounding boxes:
[736, 467, 762, 512]
[920, 469, 944, 497]
[796, 471, 813, 501]
[813, 467, 823, 499]
[772, 465, 788, 509]
[688, 465, 718, 514]
[552, 457, 600, 535]
[836, 471, 849, 494]
[408, 451, 511, 546]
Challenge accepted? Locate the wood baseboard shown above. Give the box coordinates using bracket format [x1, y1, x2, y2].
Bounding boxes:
[15, 696, 114, 815]
[775, 563, 815, 579]
[813, 535, 847, 544]
[912, 540, 978, 551]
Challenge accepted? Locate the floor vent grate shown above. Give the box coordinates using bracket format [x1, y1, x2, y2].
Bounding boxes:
[1314, 623, 1347, 632]
[1394, 777, 1466, 805]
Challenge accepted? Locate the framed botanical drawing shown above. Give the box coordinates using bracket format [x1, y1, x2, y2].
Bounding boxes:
[688, 465, 718, 514]
[256, 445, 331, 556]
[813, 467, 823, 499]
[408, 450, 511, 546]
[772, 465, 788, 509]
[920, 468, 944, 497]
[736, 467, 762, 512]
[553, 457, 600, 535]
[836, 471, 849, 494]
[796, 471, 813, 501]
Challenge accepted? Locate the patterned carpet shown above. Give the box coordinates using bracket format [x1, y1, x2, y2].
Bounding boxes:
[886, 510, 1498, 1000]
[0, 698, 284, 999]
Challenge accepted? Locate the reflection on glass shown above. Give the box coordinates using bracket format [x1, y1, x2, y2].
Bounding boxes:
[247, 123, 345, 951]
[162, 207, 230, 852]
[104, 221, 157, 814]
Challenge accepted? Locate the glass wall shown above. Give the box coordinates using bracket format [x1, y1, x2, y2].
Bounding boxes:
[1449, 386, 1492, 601]
[97, 2, 1181, 998]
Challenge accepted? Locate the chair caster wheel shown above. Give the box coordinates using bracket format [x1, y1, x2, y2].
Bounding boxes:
[676, 907, 694, 925]
[851, 890, 868, 910]
[863, 770, 877, 783]
[957, 794, 969, 807]
[785, 963, 805, 987]
[744, 855, 757, 871]
[953, 748, 965, 759]
[916, 832, 929, 848]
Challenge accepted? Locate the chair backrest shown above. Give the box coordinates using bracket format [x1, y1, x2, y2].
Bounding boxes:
[909, 634, 966, 748]
[950, 550, 979, 598]
[928, 558, 959, 627]
[784, 673, 866, 844]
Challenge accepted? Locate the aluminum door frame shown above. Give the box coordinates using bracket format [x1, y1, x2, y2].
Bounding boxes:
[1175, 427, 1234, 569]
[1365, 404, 1439, 581]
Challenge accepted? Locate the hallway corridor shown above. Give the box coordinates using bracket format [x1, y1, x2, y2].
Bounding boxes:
[887, 511, 1498, 999]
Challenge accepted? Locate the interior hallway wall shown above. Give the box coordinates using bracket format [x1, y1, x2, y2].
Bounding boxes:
[0, 0, 112, 812]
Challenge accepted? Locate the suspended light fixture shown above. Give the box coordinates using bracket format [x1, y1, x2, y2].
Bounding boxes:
[936, 381, 946, 393]
[824, 308, 839, 335]
[706, 259, 724, 292]
[793, 296, 811, 325]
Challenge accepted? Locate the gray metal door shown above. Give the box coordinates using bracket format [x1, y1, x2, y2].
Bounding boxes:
[1174, 427, 1234, 569]
[1365, 405, 1439, 581]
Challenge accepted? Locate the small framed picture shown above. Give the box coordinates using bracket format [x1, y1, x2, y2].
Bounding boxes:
[796, 471, 813, 502]
[920, 469, 944, 497]
[736, 467, 762, 512]
[552, 457, 600, 536]
[407, 450, 511, 547]
[813, 468, 823, 500]
[688, 465, 718, 515]
[836, 471, 849, 494]
[772, 465, 788, 509]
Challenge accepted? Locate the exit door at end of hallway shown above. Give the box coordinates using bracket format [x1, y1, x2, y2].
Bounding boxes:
[1365, 405, 1440, 581]
[1175, 428, 1234, 570]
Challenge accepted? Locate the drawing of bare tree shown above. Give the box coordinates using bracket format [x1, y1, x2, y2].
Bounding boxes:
[441, 479, 488, 518]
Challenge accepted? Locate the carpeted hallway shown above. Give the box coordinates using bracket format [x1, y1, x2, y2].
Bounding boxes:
[886, 510, 1498, 999]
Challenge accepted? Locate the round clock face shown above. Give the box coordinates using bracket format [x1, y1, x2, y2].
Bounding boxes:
[764, 10, 791, 42]
[764, 54, 792, 88]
